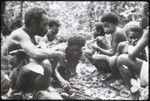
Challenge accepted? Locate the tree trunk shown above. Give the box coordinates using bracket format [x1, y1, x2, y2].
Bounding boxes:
[1, 1, 6, 19]
[20, 1, 23, 19]
[1, 1, 10, 36]
[88, 1, 95, 32]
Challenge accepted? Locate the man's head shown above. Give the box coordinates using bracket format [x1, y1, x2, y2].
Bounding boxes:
[65, 36, 86, 60]
[46, 20, 60, 41]
[94, 23, 105, 38]
[140, 2, 149, 29]
[101, 12, 119, 34]
[124, 21, 143, 46]
[24, 7, 49, 36]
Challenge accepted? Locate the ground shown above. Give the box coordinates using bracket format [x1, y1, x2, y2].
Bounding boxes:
[1, 39, 148, 100]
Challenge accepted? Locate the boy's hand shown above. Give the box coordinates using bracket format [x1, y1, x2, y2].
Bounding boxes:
[92, 44, 99, 51]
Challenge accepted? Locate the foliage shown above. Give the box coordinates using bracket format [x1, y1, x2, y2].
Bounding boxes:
[2, 1, 146, 38]
[1, 1, 148, 100]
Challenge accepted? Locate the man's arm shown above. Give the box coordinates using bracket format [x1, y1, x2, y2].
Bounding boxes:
[114, 42, 126, 56]
[15, 32, 56, 61]
[92, 46, 114, 56]
[54, 55, 70, 88]
[129, 30, 149, 59]
[93, 31, 126, 56]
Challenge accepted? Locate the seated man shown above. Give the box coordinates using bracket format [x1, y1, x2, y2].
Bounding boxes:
[117, 2, 149, 94]
[92, 12, 126, 56]
[1, 7, 62, 98]
[35, 19, 60, 48]
[10, 36, 85, 99]
[85, 12, 126, 73]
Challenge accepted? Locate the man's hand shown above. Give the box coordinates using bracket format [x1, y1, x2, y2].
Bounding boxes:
[60, 79, 71, 89]
[53, 51, 66, 60]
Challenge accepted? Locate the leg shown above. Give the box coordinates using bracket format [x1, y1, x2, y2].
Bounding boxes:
[9, 68, 18, 89]
[1, 70, 11, 95]
[109, 55, 121, 77]
[85, 53, 112, 73]
[34, 59, 53, 91]
[13, 60, 53, 93]
[16, 66, 36, 92]
[96, 37, 110, 49]
[117, 54, 143, 90]
[33, 89, 63, 100]
[140, 61, 149, 87]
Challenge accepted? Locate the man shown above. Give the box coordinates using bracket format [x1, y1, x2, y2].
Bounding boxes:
[92, 12, 126, 56]
[1, 7, 62, 97]
[117, 2, 149, 99]
[85, 12, 126, 73]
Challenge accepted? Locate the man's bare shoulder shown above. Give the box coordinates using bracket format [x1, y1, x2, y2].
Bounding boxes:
[10, 27, 31, 41]
[56, 51, 66, 58]
[118, 41, 127, 47]
[115, 28, 125, 35]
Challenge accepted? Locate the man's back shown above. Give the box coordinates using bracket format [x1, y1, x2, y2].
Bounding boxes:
[1, 27, 31, 56]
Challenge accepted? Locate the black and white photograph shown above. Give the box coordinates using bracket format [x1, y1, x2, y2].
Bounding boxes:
[1, 1, 149, 100]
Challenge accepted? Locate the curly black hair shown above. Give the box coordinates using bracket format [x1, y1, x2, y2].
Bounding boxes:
[101, 12, 119, 25]
[48, 20, 60, 28]
[24, 7, 47, 28]
[68, 36, 86, 47]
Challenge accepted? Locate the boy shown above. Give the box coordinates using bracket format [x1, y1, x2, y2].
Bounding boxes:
[93, 22, 111, 50]
[35, 20, 60, 48]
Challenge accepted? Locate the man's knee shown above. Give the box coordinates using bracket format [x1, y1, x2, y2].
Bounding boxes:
[42, 59, 53, 74]
[42, 59, 52, 68]
[117, 54, 129, 66]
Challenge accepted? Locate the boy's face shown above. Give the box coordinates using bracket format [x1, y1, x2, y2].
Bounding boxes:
[103, 22, 116, 34]
[46, 31, 56, 42]
[47, 25, 59, 41]
[126, 30, 141, 46]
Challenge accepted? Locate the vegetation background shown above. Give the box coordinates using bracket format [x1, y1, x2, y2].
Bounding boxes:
[1, 1, 148, 100]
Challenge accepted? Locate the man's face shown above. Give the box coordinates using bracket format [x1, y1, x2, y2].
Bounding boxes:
[68, 45, 82, 59]
[103, 22, 116, 34]
[50, 25, 59, 35]
[36, 14, 49, 36]
[126, 30, 141, 46]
